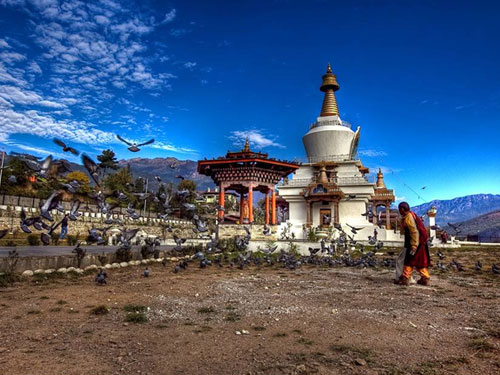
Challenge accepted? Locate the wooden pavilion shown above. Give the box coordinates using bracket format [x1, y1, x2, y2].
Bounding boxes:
[197, 139, 300, 224]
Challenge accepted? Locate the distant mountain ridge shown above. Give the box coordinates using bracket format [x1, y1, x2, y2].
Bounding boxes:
[412, 194, 500, 225]
[118, 157, 215, 191]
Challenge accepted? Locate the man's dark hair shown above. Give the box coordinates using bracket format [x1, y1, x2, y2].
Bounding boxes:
[398, 202, 410, 212]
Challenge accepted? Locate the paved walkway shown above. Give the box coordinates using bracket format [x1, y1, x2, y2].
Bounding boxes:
[0, 245, 174, 257]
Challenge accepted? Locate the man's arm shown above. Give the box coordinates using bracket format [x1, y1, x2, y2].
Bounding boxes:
[404, 214, 419, 254]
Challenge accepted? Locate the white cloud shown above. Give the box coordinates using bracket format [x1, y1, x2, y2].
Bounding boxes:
[0, 51, 26, 64]
[183, 61, 197, 69]
[0, 108, 116, 144]
[27, 61, 42, 74]
[229, 129, 285, 149]
[151, 141, 196, 154]
[0, 38, 10, 48]
[358, 149, 388, 157]
[162, 9, 176, 24]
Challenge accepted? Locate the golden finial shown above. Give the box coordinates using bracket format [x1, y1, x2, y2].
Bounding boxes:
[376, 168, 386, 189]
[320, 63, 340, 117]
[243, 137, 250, 152]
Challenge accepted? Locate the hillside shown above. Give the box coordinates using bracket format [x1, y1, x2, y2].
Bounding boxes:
[450, 209, 500, 242]
[412, 194, 500, 225]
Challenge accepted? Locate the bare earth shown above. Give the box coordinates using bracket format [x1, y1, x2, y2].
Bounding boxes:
[1, 248, 499, 375]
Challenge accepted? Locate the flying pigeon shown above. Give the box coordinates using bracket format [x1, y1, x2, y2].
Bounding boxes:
[116, 134, 155, 152]
[53, 138, 79, 155]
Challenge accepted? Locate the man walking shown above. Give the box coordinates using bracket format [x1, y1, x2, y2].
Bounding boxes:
[60, 215, 68, 239]
[395, 202, 431, 286]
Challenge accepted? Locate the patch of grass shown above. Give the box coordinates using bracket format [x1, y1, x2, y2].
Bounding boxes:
[297, 337, 314, 346]
[225, 305, 236, 310]
[253, 326, 266, 331]
[224, 312, 241, 322]
[292, 329, 303, 334]
[40, 296, 50, 300]
[124, 312, 148, 324]
[469, 336, 496, 352]
[0, 272, 20, 287]
[123, 304, 147, 313]
[32, 272, 68, 283]
[329, 343, 374, 362]
[27, 309, 41, 314]
[273, 332, 288, 338]
[197, 306, 216, 314]
[67, 309, 79, 314]
[90, 305, 109, 315]
[49, 307, 62, 312]
[56, 300, 68, 305]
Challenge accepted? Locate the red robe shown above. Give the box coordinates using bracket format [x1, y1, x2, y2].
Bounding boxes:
[403, 212, 431, 268]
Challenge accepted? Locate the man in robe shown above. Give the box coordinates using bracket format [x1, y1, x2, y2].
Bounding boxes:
[395, 202, 431, 286]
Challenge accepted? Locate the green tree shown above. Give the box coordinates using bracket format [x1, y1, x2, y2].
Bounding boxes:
[97, 149, 119, 175]
[102, 167, 134, 206]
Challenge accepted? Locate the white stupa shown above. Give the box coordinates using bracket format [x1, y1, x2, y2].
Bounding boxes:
[278, 64, 401, 242]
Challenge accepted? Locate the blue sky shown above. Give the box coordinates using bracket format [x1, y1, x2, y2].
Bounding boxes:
[0, 0, 499, 206]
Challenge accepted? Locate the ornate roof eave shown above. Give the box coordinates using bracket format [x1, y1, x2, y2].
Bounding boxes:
[370, 188, 395, 202]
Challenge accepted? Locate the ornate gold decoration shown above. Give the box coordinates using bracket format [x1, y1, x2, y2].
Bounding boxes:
[243, 137, 250, 152]
[320, 63, 340, 117]
[376, 168, 386, 189]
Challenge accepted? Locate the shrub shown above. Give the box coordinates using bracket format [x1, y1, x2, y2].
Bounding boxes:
[0, 272, 20, 288]
[90, 305, 109, 315]
[27, 234, 40, 246]
[123, 304, 147, 313]
[125, 312, 148, 323]
[67, 235, 79, 246]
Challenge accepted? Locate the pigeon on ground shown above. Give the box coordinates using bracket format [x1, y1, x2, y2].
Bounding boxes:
[143, 268, 150, 277]
[492, 264, 499, 275]
[95, 269, 107, 285]
[8, 175, 17, 184]
[475, 260, 482, 271]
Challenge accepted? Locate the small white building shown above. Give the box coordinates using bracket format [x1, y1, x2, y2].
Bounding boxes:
[278, 65, 401, 242]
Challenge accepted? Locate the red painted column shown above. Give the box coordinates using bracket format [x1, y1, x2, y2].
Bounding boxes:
[264, 190, 270, 225]
[271, 189, 276, 225]
[248, 185, 253, 223]
[239, 191, 245, 224]
[218, 184, 225, 220]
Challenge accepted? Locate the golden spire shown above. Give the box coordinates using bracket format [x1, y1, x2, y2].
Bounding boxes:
[320, 63, 340, 117]
[243, 137, 250, 152]
[376, 168, 386, 189]
[318, 165, 329, 185]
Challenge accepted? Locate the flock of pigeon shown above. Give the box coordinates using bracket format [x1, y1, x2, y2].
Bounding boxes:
[1, 136, 499, 280]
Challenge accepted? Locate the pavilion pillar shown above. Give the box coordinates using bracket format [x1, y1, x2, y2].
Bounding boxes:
[239, 191, 245, 224]
[333, 199, 340, 225]
[264, 190, 270, 225]
[271, 189, 276, 225]
[385, 203, 391, 230]
[306, 201, 312, 226]
[248, 185, 253, 223]
[218, 184, 225, 220]
[372, 204, 378, 225]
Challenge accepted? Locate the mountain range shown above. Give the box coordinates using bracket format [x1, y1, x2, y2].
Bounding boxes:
[118, 157, 214, 191]
[412, 194, 500, 229]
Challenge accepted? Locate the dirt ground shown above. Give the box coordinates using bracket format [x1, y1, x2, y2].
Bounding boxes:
[1, 247, 499, 375]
